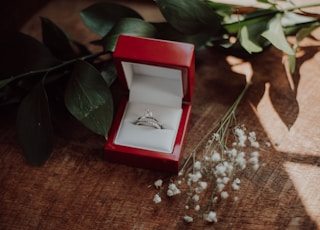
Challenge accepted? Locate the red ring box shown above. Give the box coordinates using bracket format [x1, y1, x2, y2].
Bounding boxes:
[104, 35, 195, 173]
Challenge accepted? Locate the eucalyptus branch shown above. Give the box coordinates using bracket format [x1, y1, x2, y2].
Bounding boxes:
[0, 50, 109, 88]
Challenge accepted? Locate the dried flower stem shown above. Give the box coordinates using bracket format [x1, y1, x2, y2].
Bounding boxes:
[154, 81, 267, 224]
[179, 82, 251, 175]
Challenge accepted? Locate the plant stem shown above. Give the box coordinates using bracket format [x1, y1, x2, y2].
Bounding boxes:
[179, 82, 251, 174]
[0, 51, 109, 88]
[285, 3, 320, 12]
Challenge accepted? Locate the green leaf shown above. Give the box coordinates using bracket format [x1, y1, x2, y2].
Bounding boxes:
[205, 1, 239, 20]
[16, 77, 53, 166]
[80, 2, 143, 36]
[0, 78, 15, 89]
[101, 18, 156, 52]
[239, 26, 263, 53]
[288, 22, 320, 73]
[41, 17, 76, 60]
[281, 11, 318, 27]
[223, 9, 277, 34]
[0, 31, 59, 79]
[153, 22, 211, 50]
[257, 0, 276, 6]
[155, 0, 222, 34]
[64, 60, 113, 137]
[288, 55, 296, 75]
[100, 62, 117, 87]
[239, 17, 270, 54]
[262, 13, 294, 55]
[295, 23, 320, 43]
[283, 20, 320, 36]
[282, 12, 319, 36]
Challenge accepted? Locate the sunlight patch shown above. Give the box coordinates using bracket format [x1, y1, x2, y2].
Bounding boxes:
[284, 161, 320, 227]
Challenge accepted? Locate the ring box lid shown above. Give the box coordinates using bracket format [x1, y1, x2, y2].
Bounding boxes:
[113, 35, 195, 104]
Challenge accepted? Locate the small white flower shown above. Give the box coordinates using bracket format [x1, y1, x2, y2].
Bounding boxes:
[211, 151, 221, 162]
[238, 151, 246, 158]
[232, 178, 241, 190]
[252, 164, 260, 171]
[192, 194, 200, 202]
[198, 181, 208, 190]
[232, 184, 240, 191]
[234, 178, 241, 184]
[248, 157, 259, 165]
[248, 131, 259, 147]
[193, 161, 202, 171]
[167, 183, 181, 196]
[235, 153, 247, 169]
[216, 183, 225, 192]
[249, 131, 256, 138]
[194, 204, 200, 211]
[221, 191, 229, 199]
[167, 190, 174, 196]
[235, 127, 245, 136]
[224, 162, 234, 175]
[183, 215, 193, 223]
[213, 133, 220, 141]
[188, 171, 202, 183]
[222, 177, 230, 184]
[153, 194, 161, 204]
[250, 141, 260, 148]
[168, 183, 179, 192]
[251, 151, 259, 158]
[235, 159, 246, 170]
[226, 148, 237, 158]
[215, 163, 227, 177]
[154, 179, 163, 189]
[204, 211, 218, 223]
[238, 138, 247, 147]
[248, 152, 260, 171]
[234, 196, 239, 202]
[235, 127, 247, 147]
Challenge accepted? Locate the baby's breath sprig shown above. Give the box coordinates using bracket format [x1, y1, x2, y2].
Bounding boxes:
[152, 81, 270, 224]
[180, 82, 251, 175]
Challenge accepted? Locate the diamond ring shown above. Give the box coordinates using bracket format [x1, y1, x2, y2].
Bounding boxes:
[134, 109, 163, 129]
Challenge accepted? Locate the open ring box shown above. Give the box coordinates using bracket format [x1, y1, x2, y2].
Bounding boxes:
[105, 35, 195, 173]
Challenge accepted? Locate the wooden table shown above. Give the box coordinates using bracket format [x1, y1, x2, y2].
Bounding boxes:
[1, 0, 320, 229]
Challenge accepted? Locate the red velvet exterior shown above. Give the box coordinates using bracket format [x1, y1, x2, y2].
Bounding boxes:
[104, 35, 195, 173]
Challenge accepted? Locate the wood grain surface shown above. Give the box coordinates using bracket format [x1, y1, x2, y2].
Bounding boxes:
[1, 0, 320, 229]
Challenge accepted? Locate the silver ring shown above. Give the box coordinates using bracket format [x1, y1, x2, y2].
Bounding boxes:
[134, 109, 163, 129]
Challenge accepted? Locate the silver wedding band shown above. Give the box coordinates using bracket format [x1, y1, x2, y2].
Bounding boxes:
[134, 109, 163, 129]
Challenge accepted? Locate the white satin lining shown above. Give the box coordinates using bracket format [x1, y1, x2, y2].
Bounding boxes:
[114, 61, 183, 153]
[115, 102, 182, 153]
